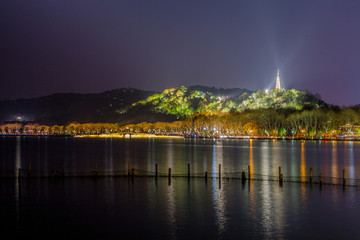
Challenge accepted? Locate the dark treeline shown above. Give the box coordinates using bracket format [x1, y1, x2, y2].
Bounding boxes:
[1, 108, 360, 138]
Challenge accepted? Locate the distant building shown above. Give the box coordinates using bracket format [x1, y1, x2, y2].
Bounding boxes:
[275, 69, 282, 90]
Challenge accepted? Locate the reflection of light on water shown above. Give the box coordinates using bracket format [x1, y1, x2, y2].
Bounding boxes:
[301, 142, 306, 182]
[165, 139, 177, 237]
[15, 136, 21, 174]
[167, 139, 174, 172]
[103, 138, 115, 203]
[271, 141, 281, 177]
[254, 142, 285, 238]
[64, 137, 68, 174]
[257, 141, 272, 236]
[260, 142, 270, 179]
[248, 139, 256, 220]
[260, 182, 272, 238]
[44, 137, 48, 171]
[347, 142, 355, 179]
[332, 141, 338, 178]
[212, 141, 223, 177]
[300, 142, 308, 212]
[211, 142, 228, 235]
[15, 136, 21, 228]
[124, 140, 130, 170]
[103, 138, 114, 172]
[249, 140, 254, 179]
[212, 183, 227, 236]
[167, 179, 177, 238]
[104, 138, 108, 172]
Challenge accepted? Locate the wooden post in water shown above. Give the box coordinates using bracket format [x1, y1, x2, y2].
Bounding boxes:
[219, 164, 221, 179]
[188, 163, 190, 179]
[279, 166, 282, 182]
[319, 174, 323, 185]
[155, 163, 158, 178]
[131, 168, 135, 178]
[128, 162, 131, 177]
[248, 165, 251, 180]
[168, 168, 172, 185]
[18, 168, 22, 178]
[309, 168, 313, 183]
[204, 171, 208, 179]
[241, 171, 246, 182]
[343, 169, 346, 186]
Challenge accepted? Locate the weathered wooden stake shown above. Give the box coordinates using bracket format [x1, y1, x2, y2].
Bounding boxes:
[18, 168, 22, 178]
[219, 164, 221, 179]
[343, 169, 346, 186]
[309, 168, 313, 183]
[128, 162, 131, 177]
[279, 166, 282, 182]
[241, 171, 246, 182]
[248, 165, 251, 180]
[168, 168, 172, 185]
[188, 163, 190, 179]
[204, 171, 208, 179]
[155, 163, 158, 178]
[319, 174, 323, 185]
[131, 168, 135, 178]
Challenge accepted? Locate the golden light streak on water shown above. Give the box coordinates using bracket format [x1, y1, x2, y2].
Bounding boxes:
[300, 142, 308, 213]
[248, 139, 256, 221]
[301, 142, 306, 182]
[249, 139, 254, 180]
[332, 141, 338, 179]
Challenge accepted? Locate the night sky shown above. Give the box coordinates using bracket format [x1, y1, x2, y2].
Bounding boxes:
[1, 0, 360, 105]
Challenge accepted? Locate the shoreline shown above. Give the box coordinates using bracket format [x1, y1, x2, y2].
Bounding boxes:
[2, 133, 360, 141]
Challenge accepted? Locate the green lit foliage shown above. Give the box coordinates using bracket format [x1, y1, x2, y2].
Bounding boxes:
[122, 86, 245, 118]
[239, 89, 325, 111]
[119, 86, 327, 119]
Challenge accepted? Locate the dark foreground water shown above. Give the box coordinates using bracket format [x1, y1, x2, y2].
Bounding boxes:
[2, 178, 360, 239]
[1, 136, 360, 239]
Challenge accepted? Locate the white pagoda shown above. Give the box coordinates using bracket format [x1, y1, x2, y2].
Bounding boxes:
[275, 69, 282, 90]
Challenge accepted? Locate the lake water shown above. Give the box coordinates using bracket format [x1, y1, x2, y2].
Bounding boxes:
[1, 136, 360, 239]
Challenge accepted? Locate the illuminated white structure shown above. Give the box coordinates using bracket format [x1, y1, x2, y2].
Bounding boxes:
[275, 69, 281, 90]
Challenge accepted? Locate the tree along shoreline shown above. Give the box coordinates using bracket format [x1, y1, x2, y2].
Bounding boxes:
[1, 108, 360, 140]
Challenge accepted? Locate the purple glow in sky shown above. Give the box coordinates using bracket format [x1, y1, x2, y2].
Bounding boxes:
[1, 0, 360, 105]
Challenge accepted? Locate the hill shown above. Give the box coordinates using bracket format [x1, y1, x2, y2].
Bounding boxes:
[0, 88, 155, 124]
[0, 85, 329, 125]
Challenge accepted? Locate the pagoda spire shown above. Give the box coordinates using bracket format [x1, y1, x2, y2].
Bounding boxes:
[275, 69, 281, 90]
